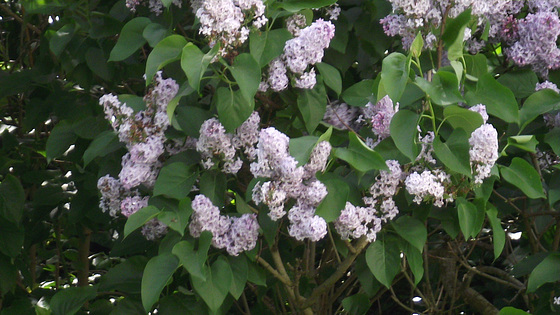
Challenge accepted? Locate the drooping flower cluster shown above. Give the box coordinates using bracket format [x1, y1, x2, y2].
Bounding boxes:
[196, 112, 260, 173]
[190, 194, 259, 256]
[536, 81, 560, 93]
[380, 0, 523, 51]
[251, 128, 331, 241]
[505, 11, 560, 77]
[260, 19, 335, 91]
[468, 123, 499, 184]
[190, 0, 267, 57]
[361, 96, 399, 148]
[125, 0, 182, 15]
[335, 160, 403, 242]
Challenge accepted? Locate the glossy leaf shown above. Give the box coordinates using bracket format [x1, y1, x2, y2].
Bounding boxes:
[83, 130, 124, 166]
[229, 53, 261, 102]
[366, 234, 401, 288]
[486, 205, 505, 260]
[181, 43, 217, 92]
[298, 80, 328, 133]
[141, 254, 180, 311]
[527, 252, 560, 292]
[457, 197, 484, 240]
[191, 256, 233, 312]
[433, 129, 472, 177]
[389, 110, 419, 162]
[46, 121, 77, 163]
[415, 71, 464, 106]
[519, 89, 560, 129]
[51, 286, 97, 315]
[442, 105, 483, 135]
[153, 162, 197, 200]
[215, 87, 255, 132]
[172, 232, 212, 281]
[391, 216, 427, 253]
[315, 176, 349, 222]
[333, 132, 388, 172]
[379, 53, 408, 102]
[109, 17, 151, 61]
[250, 29, 292, 67]
[157, 198, 193, 236]
[499, 158, 545, 199]
[289, 136, 319, 166]
[316, 62, 342, 95]
[124, 206, 160, 238]
[442, 9, 471, 61]
[341, 79, 375, 107]
[227, 255, 248, 300]
[0, 174, 25, 223]
[145, 35, 187, 84]
[401, 243, 424, 285]
[465, 73, 519, 124]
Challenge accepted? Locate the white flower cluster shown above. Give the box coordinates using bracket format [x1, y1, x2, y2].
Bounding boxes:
[361, 96, 399, 148]
[197, 112, 260, 173]
[335, 160, 403, 242]
[469, 104, 489, 123]
[536, 81, 560, 93]
[260, 19, 335, 91]
[405, 169, 452, 207]
[469, 123, 499, 184]
[191, 0, 267, 57]
[416, 131, 436, 165]
[251, 128, 331, 241]
[190, 194, 259, 256]
[126, 0, 182, 15]
[323, 102, 360, 130]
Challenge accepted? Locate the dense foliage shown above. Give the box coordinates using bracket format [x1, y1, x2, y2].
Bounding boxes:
[1, 0, 560, 314]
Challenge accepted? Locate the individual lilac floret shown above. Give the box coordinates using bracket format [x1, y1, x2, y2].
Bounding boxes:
[190, 194, 259, 256]
[325, 3, 341, 21]
[141, 219, 168, 240]
[196, 118, 242, 174]
[469, 123, 499, 184]
[469, 104, 489, 123]
[361, 96, 399, 145]
[120, 196, 149, 217]
[506, 11, 560, 77]
[536, 81, 560, 93]
[191, 0, 267, 57]
[323, 102, 360, 130]
[286, 13, 307, 36]
[404, 169, 451, 207]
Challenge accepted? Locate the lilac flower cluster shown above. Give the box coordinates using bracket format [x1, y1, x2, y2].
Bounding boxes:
[125, 0, 182, 15]
[335, 160, 403, 242]
[468, 123, 499, 184]
[190, 194, 259, 256]
[405, 169, 452, 207]
[260, 19, 335, 91]
[323, 102, 360, 130]
[361, 96, 399, 148]
[506, 11, 560, 77]
[380, 0, 522, 51]
[536, 82, 560, 128]
[251, 128, 331, 241]
[190, 0, 267, 57]
[196, 112, 260, 173]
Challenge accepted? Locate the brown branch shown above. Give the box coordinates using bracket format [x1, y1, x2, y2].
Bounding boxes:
[0, 4, 41, 34]
[77, 227, 92, 287]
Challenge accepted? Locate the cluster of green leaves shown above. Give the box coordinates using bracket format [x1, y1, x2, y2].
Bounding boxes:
[1, 0, 560, 314]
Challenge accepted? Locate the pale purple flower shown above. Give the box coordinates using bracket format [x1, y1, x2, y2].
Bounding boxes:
[323, 102, 360, 130]
[469, 123, 499, 184]
[141, 219, 168, 240]
[120, 196, 149, 217]
[469, 104, 489, 123]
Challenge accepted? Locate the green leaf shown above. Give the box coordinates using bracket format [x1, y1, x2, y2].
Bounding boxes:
[366, 234, 401, 288]
[392, 216, 427, 253]
[507, 135, 538, 153]
[0, 174, 25, 223]
[389, 110, 419, 162]
[86, 47, 111, 80]
[0, 219, 24, 258]
[486, 205, 505, 260]
[249, 29, 292, 67]
[519, 89, 560, 130]
[442, 105, 484, 135]
[456, 197, 484, 240]
[199, 171, 227, 208]
[141, 254, 180, 311]
[298, 80, 328, 133]
[499, 158, 545, 199]
[143, 23, 169, 47]
[118, 94, 146, 112]
[0, 254, 17, 294]
[315, 176, 349, 222]
[497, 69, 538, 99]
[157, 198, 192, 236]
[464, 54, 488, 81]
[333, 132, 388, 172]
[109, 17, 151, 61]
[99, 256, 148, 294]
[172, 233, 212, 281]
[527, 252, 560, 292]
[402, 243, 424, 285]
[341, 79, 375, 107]
[51, 286, 97, 315]
[277, 0, 337, 11]
[415, 72, 464, 106]
[215, 87, 255, 132]
[227, 255, 248, 300]
[145, 35, 187, 84]
[124, 206, 160, 238]
[433, 129, 472, 177]
[229, 53, 261, 102]
[442, 9, 471, 61]
[465, 73, 519, 124]
[153, 162, 197, 200]
[289, 136, 319, 166]
[341, 293, 371, 315]
[545, 128, 560, 157]
[181, 43, 217, 92]
[316, 62, 342, 95]
[379, 53, 409, 102]
[409, 32, 423, 59]
[49, 23, 77, 57]
[174, 105, 211, 137]
[191, 256, 233, 312]
[499, 307, 530, 315]
[46, 121, 77, 163]
[83, 131, 124, 166]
